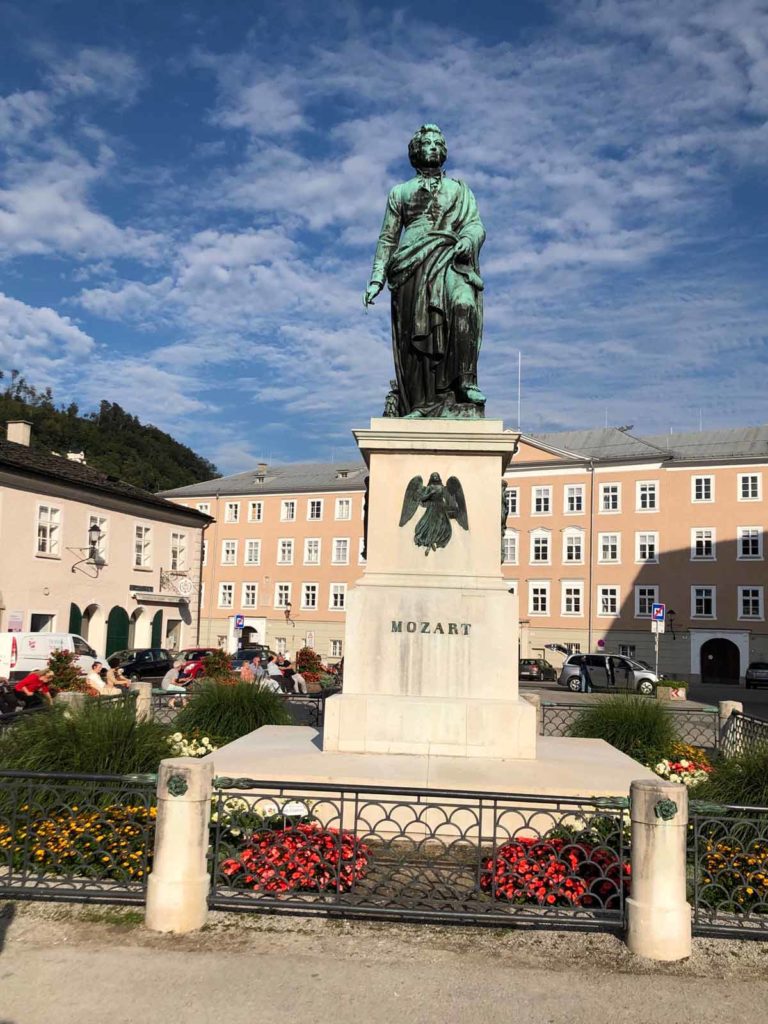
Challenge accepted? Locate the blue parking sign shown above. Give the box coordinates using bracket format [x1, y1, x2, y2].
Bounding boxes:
[234, 614, 245, 629]
[651, 603, 665, 622]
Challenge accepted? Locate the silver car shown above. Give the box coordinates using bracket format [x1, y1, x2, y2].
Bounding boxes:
[557, 654, 660, 696]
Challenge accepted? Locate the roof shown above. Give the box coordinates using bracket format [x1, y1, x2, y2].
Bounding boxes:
[643, 426, 768, 462]
[526, 428, 671, 462]
[160, 460, 368, 499]
[0, 438, 211, 521]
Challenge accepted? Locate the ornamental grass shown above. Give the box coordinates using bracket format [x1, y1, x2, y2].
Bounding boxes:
[692, 749, 768, 808]
[174, 680, 291, 746]
[568, 695, 678, 765]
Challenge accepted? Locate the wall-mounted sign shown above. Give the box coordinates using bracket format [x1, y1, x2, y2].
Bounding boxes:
[7, 610, 23, 632]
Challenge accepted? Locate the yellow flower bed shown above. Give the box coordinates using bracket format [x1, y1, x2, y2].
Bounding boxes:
[701, 838, 768, 911]
[0, 804, 156, 883]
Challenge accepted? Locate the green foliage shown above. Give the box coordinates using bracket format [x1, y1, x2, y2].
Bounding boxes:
[692, 750, 768, 808]
[47, 648, 88, 692]
[0, 370, 218, 491]
[0, 700, 170, 774]
[201, 649, 237, 682]
[174, 681, 291, 745]
[656, 679, 687, 689]
[568, 695, 678, 765]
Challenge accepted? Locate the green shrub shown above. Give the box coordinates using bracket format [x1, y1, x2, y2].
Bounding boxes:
[692, 749, 768, 808]
[201, 649, 237, 683]
[568, 695, 677, 765]
[48, 648, 88, 692]
[0, 700, 170, 774]
[173, 681, 291, 745]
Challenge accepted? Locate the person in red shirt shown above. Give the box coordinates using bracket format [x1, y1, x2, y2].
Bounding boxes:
[14, 669, 54, 707]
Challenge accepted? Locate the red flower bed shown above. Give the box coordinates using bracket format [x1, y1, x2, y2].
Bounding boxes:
[220, 823, 370, 894]
[480, 836, 630, 908]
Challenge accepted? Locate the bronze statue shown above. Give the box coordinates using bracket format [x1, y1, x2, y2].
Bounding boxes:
[399, 472, 469, 554]
[365, 124, 486, 419]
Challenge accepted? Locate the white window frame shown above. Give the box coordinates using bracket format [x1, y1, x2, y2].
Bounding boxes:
[307, 498, 324, 521]
[248, 500, 263, 523]
[304, 538, 321, 565]
[634, 585, 659, 618]
[691, 475, 714, 503]
[599, 483, 621, 513]
[504, 486, 519, 517]
[530, 529, 551, 565]
[502, 529, 518, 565]
[218, 582, 234, 609]
[196, 502, 210, 514]
[280, 499, 296, 522]
[334, 498, 352, 521]
[133, 523, 152, 569]
[224, 502, 240, 524]
[274, 582, 292, 609]
[332, 537, 350, 565]
[738, 586, 764, 621]
[330, 639, 343, 658]
[170, 531, 187, 571]
[532, 486, 552, 515]
[636, 480, 659, 512]
[221, 539, 238, 566]
[564, 484, 585, 515]
[737, 527, 763, 560]
[242, 583, 258, 609]
[690, 528, 716, 561]
[691, 585, 716, 619]
[277, 538, 294, 565]
[563, 528, 584, 564]
[329, 583, 347, 610]
[598, 532, 620, 564]
[244, 539, 261, 565]
[528, 582, 550, 616]
[275, 637, 287, 656]
[738, 473, 762, 502]
[635, 531, 658, 564]
[597, 585, 620, 617]
[88, 513, 109, 563]
[561, 581, 584, 617]
[36, 503, 62, 558]
[301, 582, 319, 611]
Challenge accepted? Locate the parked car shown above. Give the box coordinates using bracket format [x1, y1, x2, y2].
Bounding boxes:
[557, 653, 660, 696]
[518, 658, 557, 682]
[231, 646, 275, 672]
[745, 662, 768, 689]
[0, 631, 100, 680]
[109, 648, 173, 681]
[177, 647, 220, 681]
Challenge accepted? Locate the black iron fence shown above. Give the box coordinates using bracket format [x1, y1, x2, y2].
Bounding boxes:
[689, 800, 768, 936]
[208, 778, 630, 928]
[282, 694, 325, 728]
[150, 690, 187, 725]
[541, 701, 720, 750]
[0, 769, 156, 904]
[720, 712, 768, 759]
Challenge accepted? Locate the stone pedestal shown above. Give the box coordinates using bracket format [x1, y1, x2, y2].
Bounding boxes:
[323, 418, 536, 759]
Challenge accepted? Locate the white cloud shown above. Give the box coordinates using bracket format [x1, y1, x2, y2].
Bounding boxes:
[0, 292, 94, 371]
[44, 47, 144, 105]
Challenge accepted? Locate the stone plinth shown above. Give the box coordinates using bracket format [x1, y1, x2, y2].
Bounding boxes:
[322, 418, 536, 759]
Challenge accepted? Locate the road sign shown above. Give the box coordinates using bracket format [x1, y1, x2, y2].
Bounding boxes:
[651, 603, 666, 622]
[651, 619, 666, 634]
[596, 639, 605, 648]
[234, 614, 245, 629]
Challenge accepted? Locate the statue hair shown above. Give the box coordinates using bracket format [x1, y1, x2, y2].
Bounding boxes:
[408, 124, 447, 168]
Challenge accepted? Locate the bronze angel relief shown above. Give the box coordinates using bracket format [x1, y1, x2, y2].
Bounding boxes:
[398, 472, 469, 554]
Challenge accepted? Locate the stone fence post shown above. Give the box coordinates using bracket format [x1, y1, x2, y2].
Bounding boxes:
[718, 700, 742, 742]
[145, 758, 213, 934]
[55, 691, 86, 711]
[626, 778, 691, 962]
[521, 692, 542, 733]
[130, 680, 153, 722]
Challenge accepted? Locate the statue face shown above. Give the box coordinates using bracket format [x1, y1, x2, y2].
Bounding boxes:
[408, 126, 447, 169]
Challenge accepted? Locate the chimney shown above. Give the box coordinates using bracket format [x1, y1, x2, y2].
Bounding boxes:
[255, 462, 268, 482]
[6, 421, 31, 446]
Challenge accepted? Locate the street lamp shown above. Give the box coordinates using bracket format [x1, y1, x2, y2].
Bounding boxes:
[88, 522, 103, 560]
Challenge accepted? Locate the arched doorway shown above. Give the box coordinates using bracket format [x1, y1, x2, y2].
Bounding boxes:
[106, 606, 129, 657]
[151, 610, 163, 648]
[82, 604, 106, 654]
[128, 608, 151, 648]
[241, 625, 261, 648]
[68, 603, 82, 635]
[700, 637, 740, 685]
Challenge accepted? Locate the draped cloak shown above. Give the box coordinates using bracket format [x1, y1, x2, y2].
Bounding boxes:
[370, 176, 485, 416]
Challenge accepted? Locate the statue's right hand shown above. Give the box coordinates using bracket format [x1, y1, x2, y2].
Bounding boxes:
[363, 282, 383, 308]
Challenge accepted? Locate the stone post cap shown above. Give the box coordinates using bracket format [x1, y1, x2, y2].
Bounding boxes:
[630, 777, 688, 824]
[157, 757, 214, 801]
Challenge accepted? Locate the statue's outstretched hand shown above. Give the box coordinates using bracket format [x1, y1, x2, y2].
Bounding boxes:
[453, 238, 472, 260]
[363, 282, 383, 308]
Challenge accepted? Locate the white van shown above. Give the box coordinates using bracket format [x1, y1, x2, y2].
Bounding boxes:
[0, 632, 100, 680]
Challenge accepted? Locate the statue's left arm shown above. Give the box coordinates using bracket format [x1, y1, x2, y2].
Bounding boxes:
[454, 186, 485, 263]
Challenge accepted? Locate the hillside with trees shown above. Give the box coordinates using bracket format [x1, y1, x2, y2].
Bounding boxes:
[0, 371, 219, 492]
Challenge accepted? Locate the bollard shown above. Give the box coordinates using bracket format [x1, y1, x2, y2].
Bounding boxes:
[718, 700, 743, 739]
[130, 680, 153, 722]
[145, 758, 213, 933]
[626, 778, 691, 961]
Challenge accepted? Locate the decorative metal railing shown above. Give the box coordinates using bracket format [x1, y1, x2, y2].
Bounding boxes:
[208, 779, 630, 927]
[0, 769, 156, 903]
[689, 800, 768, 936]
[282, 694, 326, 728]
[541, 701, 720, 750]
[150, 690, 187, 725]
[720, 712, 768, 759]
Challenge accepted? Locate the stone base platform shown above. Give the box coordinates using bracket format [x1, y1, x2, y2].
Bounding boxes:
[204, 726, 656, 798]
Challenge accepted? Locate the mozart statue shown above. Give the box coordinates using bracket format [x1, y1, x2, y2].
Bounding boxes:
[364, 124, 486, 419]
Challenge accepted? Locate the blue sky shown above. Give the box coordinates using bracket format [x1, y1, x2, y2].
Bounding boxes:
[1, 0, 766, 473]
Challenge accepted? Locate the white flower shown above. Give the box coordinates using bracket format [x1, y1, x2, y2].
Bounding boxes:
[679, 759, 690, 769]
[654, 762, 667, 773]
[172, 732, 183, 742]
[201, 737, 209, 745]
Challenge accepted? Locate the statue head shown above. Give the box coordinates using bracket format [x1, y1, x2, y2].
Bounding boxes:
[408, 124, 447, 170]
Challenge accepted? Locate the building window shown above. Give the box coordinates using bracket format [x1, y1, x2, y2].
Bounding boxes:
[330, 584, 347, 610]
[134, 524, 151, 568]
[308, 499, 324, 521]
[532, 486, 551, 514]
[598, 533, 620, 563]
[637, 482, 658, 511]
[170, 531, 187, 571]
[531, 531, 550, 564]
[275, 583, 292, 609]
[691, 528, 715, 560]
[636, 532, 658, 563]
[562, 583, 583, 615]
[330, 639, 343, 658]
[618, 644, 636, 659]
[221, 540, 237, 565]
[635, 585, 659, 618]
[564, 642, 581, 655]
[301, 583, 319, 610]
[248, 501, 263, 522]
[218, 583, 234, 608]
[335, 498, 352, 520]
[504, 487, 518, 516]
[692, 476, 714, 503]
[563, 530, 583, 563]
[739, 474, 761, 501]
[275, 637, 287, 656]
[502, 530, 518, 564]
[738, 527, 763, 560]
[277, 539, 294, 565]
[88, 514, 108, 562]
[564, 485, 584, 514]
[244, 539, 261, 565]
[242, 583, 258, 608]
[739, 586, 763, 620]
[691, 586, 716, 618]
[281, 500, 296, 522]
[599, 483, 620, 512]
[598, 586, 619, 616]
[304, 538, 321, 565]
[196, 502, 210, 514]
[529, 584, 549, 615]
[224, 502, 240, 524]
[37, 504, 62, 557]
[332, 538, 349, 564]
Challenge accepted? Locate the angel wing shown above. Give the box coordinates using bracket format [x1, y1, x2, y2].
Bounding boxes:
[446, 476, 469, 530]
[399, 475, 424, 526]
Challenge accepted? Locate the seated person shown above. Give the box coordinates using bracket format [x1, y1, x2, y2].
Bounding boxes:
[105, 657, 130, 690]
[160, 660, 188, 693]
[86, 661, 106, 695]
[291, 671, 309, 695]
[13, 669, 54, 707]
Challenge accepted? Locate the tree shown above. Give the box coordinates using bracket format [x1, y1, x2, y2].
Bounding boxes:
[47, 648, 89, 693]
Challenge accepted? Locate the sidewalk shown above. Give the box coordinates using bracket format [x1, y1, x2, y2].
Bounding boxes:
[1, 903, 767, 1024]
